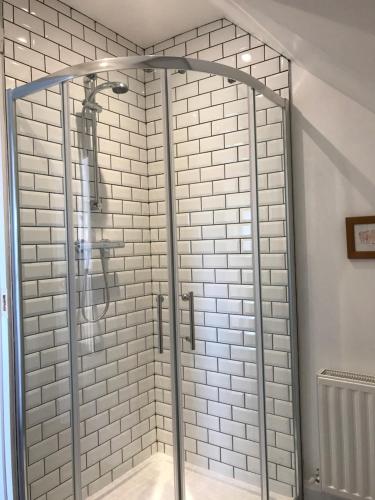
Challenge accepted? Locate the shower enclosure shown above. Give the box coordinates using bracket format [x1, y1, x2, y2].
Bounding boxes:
[6, 56, 301, 500]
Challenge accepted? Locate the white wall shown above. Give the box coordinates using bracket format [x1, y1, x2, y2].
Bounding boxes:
[291, 63, 375, 480]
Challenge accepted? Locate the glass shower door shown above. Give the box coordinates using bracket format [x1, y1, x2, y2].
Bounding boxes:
[169, 69, 263, 500]
[66, 69, 179, 499]
[10, 85, 76, 500]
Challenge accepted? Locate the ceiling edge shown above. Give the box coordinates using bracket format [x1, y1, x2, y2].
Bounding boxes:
[144, 17, 225, 51]
[210, 0, 293, 60]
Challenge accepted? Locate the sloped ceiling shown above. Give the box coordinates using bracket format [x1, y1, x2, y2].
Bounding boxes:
[62, 0, 375, 110]
[62, 0, 221, 48]
[212, 0, 375, 111]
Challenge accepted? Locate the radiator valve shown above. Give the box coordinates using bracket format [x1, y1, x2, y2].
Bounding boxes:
[308, 468, 320, 484]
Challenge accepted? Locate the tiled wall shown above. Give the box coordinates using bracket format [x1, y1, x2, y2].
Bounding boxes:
[145, 19, 295, 497]
[3, 0, 158, 497]
[3, 1, 295, 498]
[15, 84, 75, 500]
[69, 70, 156, 497]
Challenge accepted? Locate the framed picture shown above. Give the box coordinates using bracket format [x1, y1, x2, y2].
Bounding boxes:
[346, 216, 375, 259]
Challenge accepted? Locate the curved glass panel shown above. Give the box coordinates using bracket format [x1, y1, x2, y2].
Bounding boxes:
[169, 69, 262, 499]
[254, 92, 298, 499]
[66, 69, 178, 498]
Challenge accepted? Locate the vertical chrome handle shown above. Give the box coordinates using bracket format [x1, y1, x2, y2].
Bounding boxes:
[157, 294, 164, 354]
[182, 291, 195, 350]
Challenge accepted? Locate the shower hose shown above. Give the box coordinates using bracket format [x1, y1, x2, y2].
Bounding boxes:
[82, 247, 110, 322]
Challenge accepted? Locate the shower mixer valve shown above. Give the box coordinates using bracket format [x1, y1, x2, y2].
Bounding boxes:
[74, 239, 125, 323]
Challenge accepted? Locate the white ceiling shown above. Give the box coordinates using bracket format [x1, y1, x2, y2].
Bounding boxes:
[62, 0, 222, 48]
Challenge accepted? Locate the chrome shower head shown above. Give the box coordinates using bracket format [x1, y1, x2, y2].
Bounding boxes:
[112, 83, 128, 94]
[82, 80, 129, 111]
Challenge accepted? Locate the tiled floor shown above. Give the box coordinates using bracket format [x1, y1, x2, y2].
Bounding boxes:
[89, 453, 261, 500]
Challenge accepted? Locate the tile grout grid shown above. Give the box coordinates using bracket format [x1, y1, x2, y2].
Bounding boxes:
[3, 1, 296, 498]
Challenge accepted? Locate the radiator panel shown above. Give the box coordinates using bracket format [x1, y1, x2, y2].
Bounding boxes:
[318, 370, 375, 500]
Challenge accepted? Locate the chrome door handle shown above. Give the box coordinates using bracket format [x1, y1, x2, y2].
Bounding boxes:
[182, 291, 195, 350]
[156, 294, 164, 354]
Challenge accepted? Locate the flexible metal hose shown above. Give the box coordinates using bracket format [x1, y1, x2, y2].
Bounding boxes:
[81, 248, 110, 322]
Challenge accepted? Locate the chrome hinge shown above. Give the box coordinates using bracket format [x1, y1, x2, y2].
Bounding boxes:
[2, 294, 6, 312]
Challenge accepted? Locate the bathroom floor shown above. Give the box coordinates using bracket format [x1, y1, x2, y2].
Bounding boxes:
[89, 453, 261, 500]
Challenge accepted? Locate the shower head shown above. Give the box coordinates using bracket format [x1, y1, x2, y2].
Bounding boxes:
[82, 80, 129, 111]
[112, 83, 128, 94]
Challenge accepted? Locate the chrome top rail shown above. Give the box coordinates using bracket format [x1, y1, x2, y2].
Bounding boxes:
[7, 55, 286, 108]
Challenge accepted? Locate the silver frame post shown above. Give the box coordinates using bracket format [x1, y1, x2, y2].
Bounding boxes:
[0, 45, 17, 500]
[161, 68, 186, 500]
[249, 88, 269, 500]
[6, 90, 28, 500]
[283, 102, 304, 500]
[61, 82, 82, 500]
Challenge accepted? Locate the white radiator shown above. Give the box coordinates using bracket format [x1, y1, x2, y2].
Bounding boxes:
[317, 369, 375, 500]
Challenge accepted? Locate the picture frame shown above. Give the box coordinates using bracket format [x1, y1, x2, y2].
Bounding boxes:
[346, 216, 375, 259]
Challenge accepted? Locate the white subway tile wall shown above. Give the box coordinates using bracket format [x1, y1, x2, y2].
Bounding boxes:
[17, 85, 76, 500]
[146, 19, 294, 498]
[5, 1, 294, 498]
[68, 66, 156, 499]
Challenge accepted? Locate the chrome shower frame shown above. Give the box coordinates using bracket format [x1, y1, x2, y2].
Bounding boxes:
[5, 55, 303, 500]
